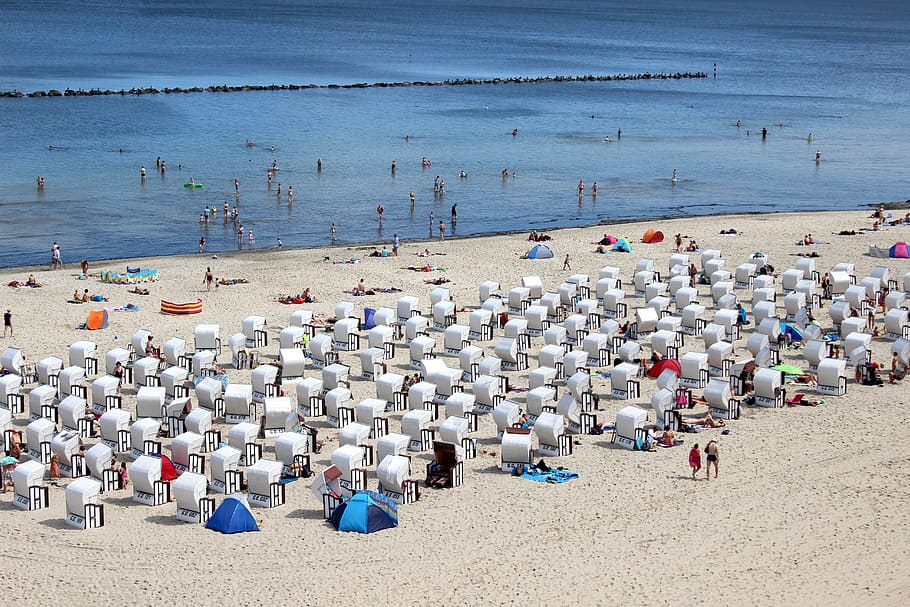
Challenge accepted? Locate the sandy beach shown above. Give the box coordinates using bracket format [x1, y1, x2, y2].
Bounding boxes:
[1, 209, 909, 607]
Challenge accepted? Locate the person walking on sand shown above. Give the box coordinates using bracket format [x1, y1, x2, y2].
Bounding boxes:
[203, 267, 214, 292]
[689, 443, 702, 480]
[4, 309, 12, 337]
[705, 440, 719, 480]
[393, 233, 400, 256]
[563, 254, 571, 271]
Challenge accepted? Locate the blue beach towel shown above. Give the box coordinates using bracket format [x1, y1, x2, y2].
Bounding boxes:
[521, 469, 579, 484]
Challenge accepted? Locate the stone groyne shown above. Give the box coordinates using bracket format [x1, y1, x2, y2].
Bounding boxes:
[0, 71, 707, 99]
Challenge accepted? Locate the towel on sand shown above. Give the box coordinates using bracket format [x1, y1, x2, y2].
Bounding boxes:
[521, 469, 579, 484]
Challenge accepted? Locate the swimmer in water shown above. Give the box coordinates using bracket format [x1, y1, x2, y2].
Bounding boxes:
[807, 132, 813, 143]
[736, 119, 742, 128]
[140, 166, 146, 177]
[512, 129, 519, 136]
[815, 150, 822, 163]
[672, 169, 679, 183]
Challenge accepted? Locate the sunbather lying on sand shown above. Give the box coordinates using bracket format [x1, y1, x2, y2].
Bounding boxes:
[128, 287, 150, 295]
[218, 278, 249, 285]
[790, 372, 818, 386]
[703, 410, 725, 427]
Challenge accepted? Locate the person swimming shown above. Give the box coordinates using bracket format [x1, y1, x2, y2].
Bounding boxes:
[672, 169, 679, 183]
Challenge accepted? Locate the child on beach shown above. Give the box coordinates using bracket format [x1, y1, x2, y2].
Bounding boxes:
[119, 462, 129, 488]
[689, 443, 702, 480]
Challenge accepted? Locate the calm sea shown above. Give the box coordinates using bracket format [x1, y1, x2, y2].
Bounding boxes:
[1, 0, 909, 268]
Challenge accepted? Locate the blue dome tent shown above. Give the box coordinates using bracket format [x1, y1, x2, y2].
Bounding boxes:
[205, 494, 260, 534]
[780, 322, 804, 343]
[525, 244, 554, 259]
[329, 490, 398, 534]
[612, 237, 632, 253]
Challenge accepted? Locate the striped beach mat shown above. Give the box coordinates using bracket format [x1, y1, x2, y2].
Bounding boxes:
[160, 299, 203, 315]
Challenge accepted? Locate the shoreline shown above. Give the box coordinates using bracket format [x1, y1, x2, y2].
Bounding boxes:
[8, 204, 908, 274]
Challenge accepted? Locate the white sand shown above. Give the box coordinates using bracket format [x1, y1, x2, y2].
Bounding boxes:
[1, 209, 909, 606]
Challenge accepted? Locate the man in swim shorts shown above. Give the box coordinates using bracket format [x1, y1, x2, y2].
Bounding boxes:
[705, 440, 719, 480]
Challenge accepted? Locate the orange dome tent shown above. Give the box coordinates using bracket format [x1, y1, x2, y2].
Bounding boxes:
[642, 229, 665, 244]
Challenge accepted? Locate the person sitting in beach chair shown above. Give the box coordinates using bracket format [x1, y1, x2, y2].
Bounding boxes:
[145, 335, 161, 358]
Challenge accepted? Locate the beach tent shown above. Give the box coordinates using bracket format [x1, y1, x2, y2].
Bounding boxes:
[152, 453, 180, 481]
[780, 322, 804, 343]
[205, 494, 259, 534]
[612, 237, 632, 253]
[647, 358, 681, 378]
[161, 299, 203, 315]
[890, 242, 910, 259]
[363, 308, 376, 330]
[642, 229, 665, 244]
[526, 244, 554, 260]
[85, 309, 109, 330]
[329, 490, 398, 534]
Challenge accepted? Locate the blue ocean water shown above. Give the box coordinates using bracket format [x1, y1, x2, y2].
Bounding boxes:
[1, 0, 909, 267]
